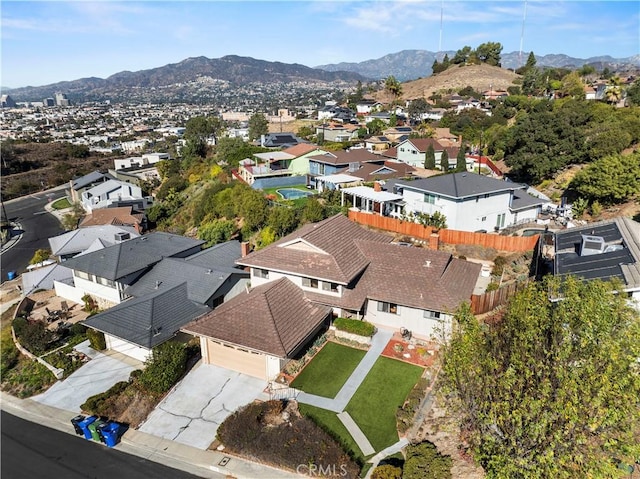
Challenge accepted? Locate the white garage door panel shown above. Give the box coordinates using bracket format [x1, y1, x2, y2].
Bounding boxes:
[105, 334, 149, 362]
[206, 340, 267, 380]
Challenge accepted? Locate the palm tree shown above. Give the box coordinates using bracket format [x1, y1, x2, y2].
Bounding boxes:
[384, 76, 403, 103]
[605, 76, 623, 105]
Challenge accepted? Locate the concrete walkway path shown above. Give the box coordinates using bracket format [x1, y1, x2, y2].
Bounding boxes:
[364, 438, 410, 479]
[297, 329, 393, 412]
[337, 411, 375, 455]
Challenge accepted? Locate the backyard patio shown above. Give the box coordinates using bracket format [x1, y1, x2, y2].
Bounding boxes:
[21, 290, 89, 331]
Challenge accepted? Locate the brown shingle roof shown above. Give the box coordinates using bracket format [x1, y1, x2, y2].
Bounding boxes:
[80, 206, 143, 228]
[337, 161, 415, 181]
[282, 143, 321, 157]
[236, 214, 393, 284]
[352, 241, 481, 312]
[307, 149, 382, 166]
[402, 138, 444, 153]
[182, 278, 330, 357]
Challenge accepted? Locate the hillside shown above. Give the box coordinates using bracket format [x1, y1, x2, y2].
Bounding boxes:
[6, 55, 367, 103]
[396, 64, 520, 101]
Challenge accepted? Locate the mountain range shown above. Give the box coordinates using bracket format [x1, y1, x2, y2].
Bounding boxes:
[5, 50, 639, 104]
[316, 50, 640, 81]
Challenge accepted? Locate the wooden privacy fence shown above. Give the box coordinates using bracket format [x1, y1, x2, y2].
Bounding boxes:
[348, 210, 539, 253]
[471, 279, 531, 315]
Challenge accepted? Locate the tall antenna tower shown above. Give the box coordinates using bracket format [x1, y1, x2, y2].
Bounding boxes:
[438, 0, 444, 61]
[519, 0, 528, 68]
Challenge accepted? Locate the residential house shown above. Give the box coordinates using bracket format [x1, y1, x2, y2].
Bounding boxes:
[69, 171, 115, 203]
[109, 164, 160, 188]
[21, 263, 73, 296]
[550, 217, 640, 307]
[392, 138, 448, 168]
[316, 123, 360, 143]
[48, 225, 140, 262]
[84, 283, 210, 362]
[356, 100, 383, 115]
[125, 240, 250, 308]
[433, 128, 461, 148]
[382, 126, 414, 143]
[308, 149, 383, 187]
[113, 152, 169, 170]
[78, 206, 146, 233]
[364, 136, 392, 152]
[282, 143, 327, 176]
[182, 278, 331, 380]
[80, 179, 147, 213]
[81, 241, 251, 361]
[236, 214, 482, 342]
[55, 232, 204, 308]
[260, 132, 304, 148]
[393, 172, 546, 232]
[337, 161, 415, 184]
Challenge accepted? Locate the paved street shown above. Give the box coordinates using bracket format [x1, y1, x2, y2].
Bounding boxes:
[1, 188, 66, 282]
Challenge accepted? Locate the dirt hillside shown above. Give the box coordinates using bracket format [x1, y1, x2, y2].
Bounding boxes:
[379, 64, 520, 101]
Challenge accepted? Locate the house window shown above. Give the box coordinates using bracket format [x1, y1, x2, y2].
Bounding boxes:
[322, 282, 339, 293]
[302, 277, 319, 288]
[412, 150, 417, 154]
[378, 302, 398, 314]
[476, 196, 479, 202]
[254, 268, 269, 279]
[75, 270, 89, 280]
[424, 310, 442, 320]
[97, 276, 115, 288]
[423, 194, 436, 205]
[496, 213, 506, 229]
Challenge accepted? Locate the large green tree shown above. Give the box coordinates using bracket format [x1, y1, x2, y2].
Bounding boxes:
[424, 144, 436, 169]
[455, 146, 467, 172]
[248, 113, 269, 141]
[384, 75, 402, 100]
[440, 149, 449, 172]
[474, 42, 502, 66]
[442, 276, 640, 479]
[570, 152, 640, 204]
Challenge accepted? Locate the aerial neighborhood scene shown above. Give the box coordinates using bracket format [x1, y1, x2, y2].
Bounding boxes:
[2, 1, 640, 478]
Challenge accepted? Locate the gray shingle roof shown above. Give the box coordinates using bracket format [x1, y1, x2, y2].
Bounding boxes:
[61, 232, 204, 280]
[184, 240, 243, 271]
[49, 225, 139, 257]
[84, 282, 210, 349]
[236, 214, 393, 284]
[396, 172, 525, 199]
[125, 256, 248, 304]
[510, 190, 547, 211]
[72, 171, 114, 190]
[182, 278, 330, 358]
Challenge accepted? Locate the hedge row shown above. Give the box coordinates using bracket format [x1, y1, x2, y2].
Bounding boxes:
[333, 317, 375, 337]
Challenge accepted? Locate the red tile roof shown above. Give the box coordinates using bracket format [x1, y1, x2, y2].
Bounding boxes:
[182, 278, 330, 357]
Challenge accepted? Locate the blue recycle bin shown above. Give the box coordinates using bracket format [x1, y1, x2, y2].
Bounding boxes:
[98, 422, 120, 448]
[7, 271, 16, 281]
[77, 415, 98, 440]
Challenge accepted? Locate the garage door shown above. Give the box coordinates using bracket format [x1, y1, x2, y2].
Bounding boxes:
[206, 340, 267, 380]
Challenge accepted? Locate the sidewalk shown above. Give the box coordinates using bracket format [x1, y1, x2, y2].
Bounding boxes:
[1, 391, 303, 479]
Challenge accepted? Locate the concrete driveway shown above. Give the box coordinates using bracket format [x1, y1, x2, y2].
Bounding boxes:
[31, 341, 140, 413]
[139, 363, 269, 450]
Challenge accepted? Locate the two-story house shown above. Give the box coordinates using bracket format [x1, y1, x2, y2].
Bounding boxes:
[82, 240, 249, 361]
[308, 150, 384, 188]
[392, 138, 454, 168]
[69, 171, 115, 203]
[393, 172, 546, 232]
[182, 214, 481, 380]
[55, 232, 204, 308]
[80, 179, 147, 213]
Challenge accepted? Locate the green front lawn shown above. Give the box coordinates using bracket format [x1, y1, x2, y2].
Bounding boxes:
[346, 357, 424, 451]
[51, 197, 72, 210]
[298, 403, 366, 465]
[291, 342, 366, 398]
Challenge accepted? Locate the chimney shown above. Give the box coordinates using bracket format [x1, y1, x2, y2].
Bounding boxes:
[373, 182, 382, 192]
[240, 241, 250, 258]
[429, 233, 440, 250]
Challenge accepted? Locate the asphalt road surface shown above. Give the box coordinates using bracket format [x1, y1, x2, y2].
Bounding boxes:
[1, 411, 204, 479]
[1, 190, 65, 282]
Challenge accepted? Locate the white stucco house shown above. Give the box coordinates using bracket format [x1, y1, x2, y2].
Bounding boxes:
[81, 179, 144, 213]
[392, 172, 546, 232]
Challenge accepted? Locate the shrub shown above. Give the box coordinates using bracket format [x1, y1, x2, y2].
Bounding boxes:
[396, 378, 429, 434]
[86, 329, 106, 350]
[138, 342, 188, 394]
[81, 381, 129, 415]
[16, 320, 54, 355]
[217, 400, 360, 477]
[82, 294, 98, 314]
[1, 328, 20, 375]
[485, 282, 499, 293]
[69, 323, 87, 337]
[403, 441, 452, 479]
[492, 256, 507, 276]
[372, 464, 403, 479]
[12, 317, 28, 337]
[334, 317, 375, 337]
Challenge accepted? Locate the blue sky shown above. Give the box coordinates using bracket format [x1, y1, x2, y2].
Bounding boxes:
[2, 1, 639, 88]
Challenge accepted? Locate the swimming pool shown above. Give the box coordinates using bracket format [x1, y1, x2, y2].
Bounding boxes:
[276, 188, 313, 200]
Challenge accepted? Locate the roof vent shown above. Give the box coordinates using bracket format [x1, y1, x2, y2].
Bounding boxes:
[155, 280, 162, 289]
[424, 260, 432, 268]
[580, 235, 605, 256]
[205, 269, 212, 274]
[114, 232, 130, 242]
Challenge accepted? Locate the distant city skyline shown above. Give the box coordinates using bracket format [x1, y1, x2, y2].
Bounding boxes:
[2, 1, 638, 89]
